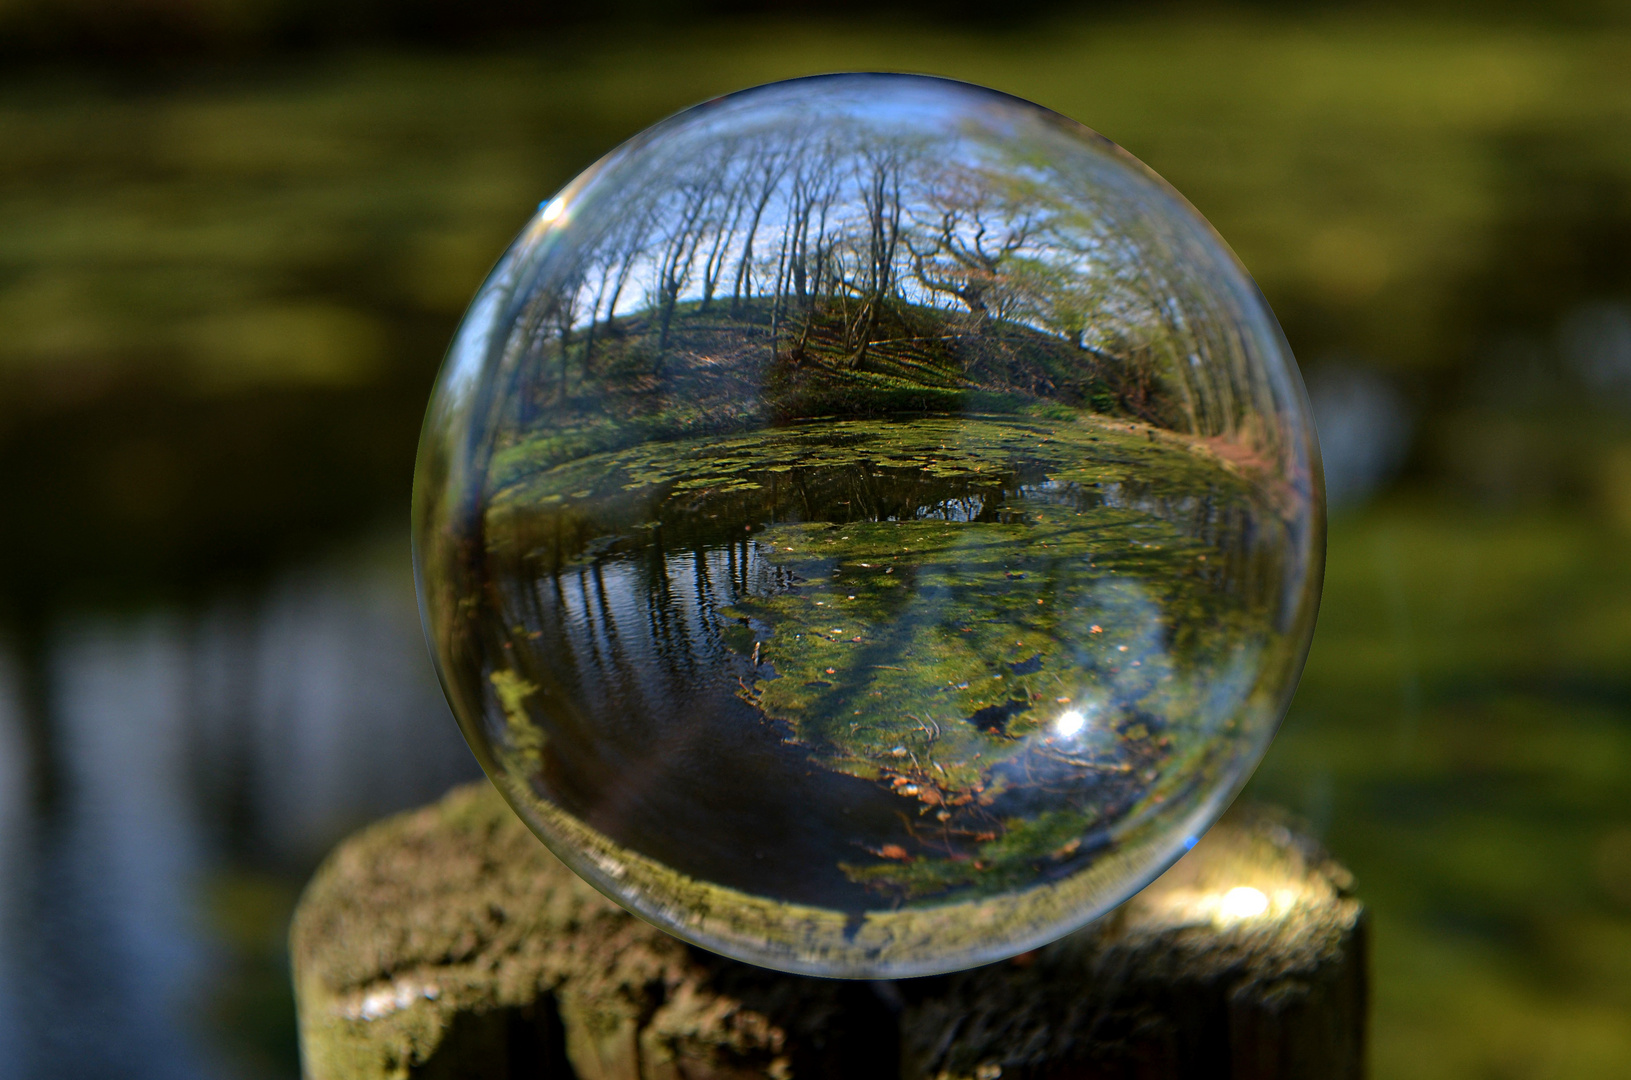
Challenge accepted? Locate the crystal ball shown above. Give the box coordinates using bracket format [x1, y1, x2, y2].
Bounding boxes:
[413, 73, 1323, 977]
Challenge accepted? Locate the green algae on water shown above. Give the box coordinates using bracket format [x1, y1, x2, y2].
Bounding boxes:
[479, 414, 1287, 918]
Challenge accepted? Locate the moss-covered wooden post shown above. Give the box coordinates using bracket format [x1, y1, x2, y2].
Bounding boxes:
[291, 782, 1365, 1079]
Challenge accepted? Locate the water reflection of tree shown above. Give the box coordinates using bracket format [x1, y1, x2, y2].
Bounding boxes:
[479, 432, 1286, 904]
[498, 444, 1281, 736]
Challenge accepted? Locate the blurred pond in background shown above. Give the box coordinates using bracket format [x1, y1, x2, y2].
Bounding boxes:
[3, 3, 1631, 1077]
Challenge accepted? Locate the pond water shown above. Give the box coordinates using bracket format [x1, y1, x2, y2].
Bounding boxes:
[467, 413, 1309, 971]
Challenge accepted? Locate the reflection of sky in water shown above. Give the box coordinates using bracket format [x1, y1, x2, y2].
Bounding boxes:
[548, 547, 746, 708]
[0, 542, 478, 1078]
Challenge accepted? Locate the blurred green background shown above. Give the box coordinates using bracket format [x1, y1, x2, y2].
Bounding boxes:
[3, 2, 1631, 1077]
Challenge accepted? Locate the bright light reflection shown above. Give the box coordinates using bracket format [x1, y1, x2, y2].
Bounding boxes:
[1219, 886, 1269, 920]
[1054, 709, 1086, 737]
[539, 195, 568, 224]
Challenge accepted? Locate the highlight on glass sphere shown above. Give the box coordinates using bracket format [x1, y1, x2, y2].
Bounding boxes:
[413, 73, 1324, 978]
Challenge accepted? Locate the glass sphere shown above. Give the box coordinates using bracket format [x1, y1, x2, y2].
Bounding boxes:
[413, 74, 1323, 978]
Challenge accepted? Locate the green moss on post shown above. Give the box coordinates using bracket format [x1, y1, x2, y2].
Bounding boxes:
[291, 783, 1364, 1079]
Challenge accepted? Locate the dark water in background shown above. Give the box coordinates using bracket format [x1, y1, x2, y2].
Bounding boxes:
[0, 542, 480, 1078]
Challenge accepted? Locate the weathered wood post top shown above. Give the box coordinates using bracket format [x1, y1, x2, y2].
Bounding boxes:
[291, 782, 1365, 1079]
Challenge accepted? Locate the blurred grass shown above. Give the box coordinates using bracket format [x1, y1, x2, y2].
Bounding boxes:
[4, 7, 1631, 1077]
[1250, 501, 1631, 1078]
[4, 14, 1631, 388]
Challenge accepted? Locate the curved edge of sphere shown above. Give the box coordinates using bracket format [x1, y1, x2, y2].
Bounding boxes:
[413, 72, 1325, 977]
